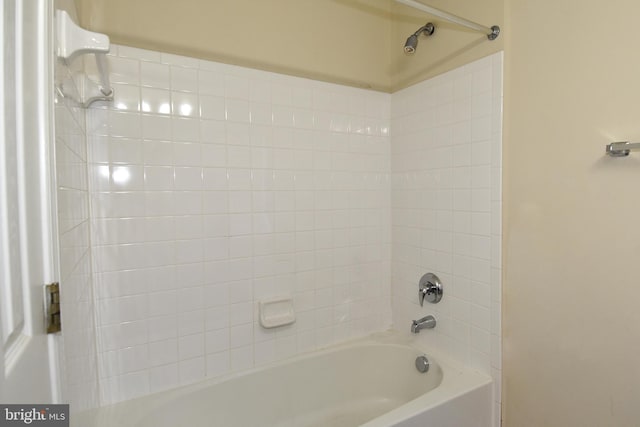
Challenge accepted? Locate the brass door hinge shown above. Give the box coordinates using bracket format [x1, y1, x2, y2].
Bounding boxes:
[45, 282, 61, 333]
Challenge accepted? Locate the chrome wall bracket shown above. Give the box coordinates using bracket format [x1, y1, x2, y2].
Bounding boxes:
[488, 25, 501, 41]
[606, 141, 640, 157]
[418, 273, 443, 306]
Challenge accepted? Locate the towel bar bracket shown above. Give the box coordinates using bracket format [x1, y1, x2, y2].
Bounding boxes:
[56, 9, 113, 107]
[606, 141, 640, 157]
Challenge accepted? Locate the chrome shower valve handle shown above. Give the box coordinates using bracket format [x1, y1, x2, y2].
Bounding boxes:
[418, 273, 443, 306]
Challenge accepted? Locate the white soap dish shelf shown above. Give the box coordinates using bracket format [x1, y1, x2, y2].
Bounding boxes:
[259, 297, 295, 329]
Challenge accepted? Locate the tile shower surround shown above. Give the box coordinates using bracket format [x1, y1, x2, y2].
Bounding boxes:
[55, 53, 100, 409]
[59, 44, 501, 419]
[391, 53, 503, 420]
[85, 45, 392, 404]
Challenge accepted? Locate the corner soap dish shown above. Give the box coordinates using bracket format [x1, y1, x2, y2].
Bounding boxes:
[259, 297, 295, 329]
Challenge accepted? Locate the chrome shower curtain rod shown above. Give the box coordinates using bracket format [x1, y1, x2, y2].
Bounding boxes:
[395, 0, 500, 40]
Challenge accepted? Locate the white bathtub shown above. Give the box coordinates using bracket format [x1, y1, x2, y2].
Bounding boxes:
[73, 331, 493, 427]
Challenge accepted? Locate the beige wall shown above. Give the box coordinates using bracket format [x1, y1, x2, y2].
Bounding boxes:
[75, 0, 393, 91]
[503, 0, 640, 425]
[71, 0, 83, 21]
[75, 0, 504, 92]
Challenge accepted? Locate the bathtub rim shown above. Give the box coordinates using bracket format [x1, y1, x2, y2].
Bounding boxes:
[73, 329, 492, 427]
[360, 333, 493, 426]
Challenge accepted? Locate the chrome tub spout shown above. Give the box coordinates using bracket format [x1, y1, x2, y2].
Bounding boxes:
[411, 315, 436, 333]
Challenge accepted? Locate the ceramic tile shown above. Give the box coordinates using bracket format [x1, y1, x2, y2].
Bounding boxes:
[171, 66, 198, 92]
[198, 70, 225, 96]
[200, 95, 226, 120]
[112, 84, 140, 112]
[109, 56, 140, 85]
[172, 92, 198, 117]
[140, 61, 170, 89]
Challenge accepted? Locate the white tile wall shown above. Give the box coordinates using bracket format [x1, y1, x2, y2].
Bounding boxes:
[54, 51, 100, 410]
[84, 45, 392, 405]
[390, 52, 502, 425]
[60, 43, 502, 420]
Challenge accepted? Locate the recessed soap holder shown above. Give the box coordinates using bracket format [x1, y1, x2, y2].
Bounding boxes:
[259, 297, 296, 329]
